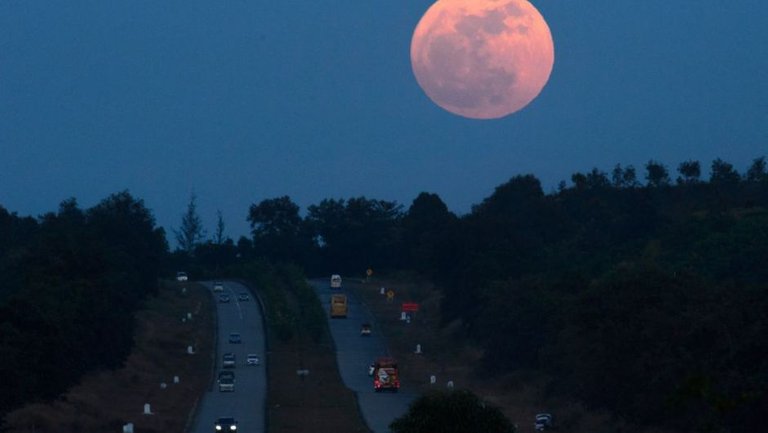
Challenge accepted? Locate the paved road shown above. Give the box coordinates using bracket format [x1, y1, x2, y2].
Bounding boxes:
[190, 280, 267, 433]
[311, 279, 415, 433]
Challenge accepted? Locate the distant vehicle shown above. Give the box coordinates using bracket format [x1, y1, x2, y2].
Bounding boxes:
[237, 293, 249, 301]
[360, 323, 371, 336]
[219, 294, 230, 303]
[218, 376, 235, 392]
[372, 357, 400, 392]
[222, 353, 236, 368]
[246, 353, 260, 366]
[535, 413, 554, 431]
[228, 333, 242, 344]
[214, 417, 238, 431]
[330, 274, 342, 289]
[176, 272, 188, 282]
[218, 370, 235, 382]
[330, 294, 348, 318]
[213, 282, 225, 292]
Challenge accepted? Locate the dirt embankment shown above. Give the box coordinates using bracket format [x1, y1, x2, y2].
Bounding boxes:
[2, 281, 214, 433]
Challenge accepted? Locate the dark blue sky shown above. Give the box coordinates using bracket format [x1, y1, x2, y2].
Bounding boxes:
[2, 0, 767, 241]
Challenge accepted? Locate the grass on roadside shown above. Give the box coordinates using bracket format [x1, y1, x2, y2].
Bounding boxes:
[2, 281, 214, 433]
[238, 262, 370, 433]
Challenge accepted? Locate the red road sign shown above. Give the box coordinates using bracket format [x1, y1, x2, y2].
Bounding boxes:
[402, 302, 419, 312]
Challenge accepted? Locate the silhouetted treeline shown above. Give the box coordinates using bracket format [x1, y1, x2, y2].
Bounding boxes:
[237, 157, 767, 432]
[0, 192, 167, 418]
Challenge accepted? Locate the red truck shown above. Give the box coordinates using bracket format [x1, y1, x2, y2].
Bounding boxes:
[372, 357, 400, 392]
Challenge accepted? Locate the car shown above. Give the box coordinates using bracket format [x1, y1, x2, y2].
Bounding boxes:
[218, 370, 235, 382]
[228, 333, 242, 344]
[214, 417, 237, 431]
[219, 294, 230, 303]
[237, 293, 249, 301]
[222, 352, 236, 368]
[535, 413, 554, 431]
[176, 271, 188, 282]
[246, 353, 260, 366]
[213, 281, 225, 292]
[218, 376, 235, 392]
[360, 323, 371, 336]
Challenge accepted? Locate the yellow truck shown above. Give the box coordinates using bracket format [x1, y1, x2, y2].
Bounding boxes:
[330, 294, 348, 318]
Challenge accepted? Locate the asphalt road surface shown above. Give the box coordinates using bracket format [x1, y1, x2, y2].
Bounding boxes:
[311, 279, 415, 433]
[190, 280, 267, 433]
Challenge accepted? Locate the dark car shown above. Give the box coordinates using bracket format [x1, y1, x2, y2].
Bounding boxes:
[214, 417, 237, 431]
[360, 323, 371, 336]
[535, 413, 553, 431]
[222, 352, 236, 368]
[228, 332, 242, 344]
[219, 294, 230, 303]
[237, 293, 249, 301]
[217, 370, 235, 382]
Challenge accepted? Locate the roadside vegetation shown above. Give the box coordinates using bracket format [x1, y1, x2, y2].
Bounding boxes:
[236, 261, 370, 433]
[2, 280, 213, 432]
[0, 192, 168, 423]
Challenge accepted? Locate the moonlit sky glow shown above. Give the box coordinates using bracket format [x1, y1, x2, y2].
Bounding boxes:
[1, 0, 767, 241]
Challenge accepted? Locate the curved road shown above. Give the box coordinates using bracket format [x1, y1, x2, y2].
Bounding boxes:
[190, 280, 267, 433]
[311, 279, 415, 433]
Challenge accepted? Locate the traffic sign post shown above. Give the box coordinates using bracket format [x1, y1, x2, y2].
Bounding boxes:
[386, 290, 395, 303]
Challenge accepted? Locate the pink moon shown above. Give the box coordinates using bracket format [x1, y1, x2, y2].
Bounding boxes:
[410, 0, 554, 119]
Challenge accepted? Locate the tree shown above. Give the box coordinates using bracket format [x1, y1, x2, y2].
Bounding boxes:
[402, 192, 456, 275]
[677, 160, 701, 184]
[390, 390, 516, 433]
[612, 164, 640, 188]
[174, 193, 206, 255]
[247, 196, 308, 263]
[645, 160, 670, 187]
[306, 197, 402, 272]
[214, 210, 226, 245]
[710, 158, 740, 186]
[745, 156, 766, 183]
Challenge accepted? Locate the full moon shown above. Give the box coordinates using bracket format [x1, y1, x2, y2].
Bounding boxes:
[410, 0, 554, 119]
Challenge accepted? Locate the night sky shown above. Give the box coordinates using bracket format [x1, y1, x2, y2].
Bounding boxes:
[2, 0, 767, 241]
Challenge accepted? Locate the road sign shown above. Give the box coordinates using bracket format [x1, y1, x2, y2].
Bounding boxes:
[402, 302, 420, 312]
[386, 290, 395, 303]
[366, 268, 373, 277]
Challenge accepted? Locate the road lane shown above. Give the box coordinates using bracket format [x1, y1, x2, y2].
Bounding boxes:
[190, 281, 267, 433]
[311, 279, 415, 433]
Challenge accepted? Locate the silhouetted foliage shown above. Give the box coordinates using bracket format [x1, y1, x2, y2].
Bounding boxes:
[174, 193, 206, 255]
[677, 160, 702, 184]
[645, 159, 671, 187]
[0, 192, 167, 418]
[390, 390, 516, 433]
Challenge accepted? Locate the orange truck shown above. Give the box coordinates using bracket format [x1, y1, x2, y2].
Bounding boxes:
[330, 294, 348, 318]
[372, 357, 400, 392]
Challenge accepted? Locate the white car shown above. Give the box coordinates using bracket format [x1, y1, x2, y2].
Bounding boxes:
[213, 282, 224, 292]
[176, 272, 188, 281]
[246, 353, 260, 366]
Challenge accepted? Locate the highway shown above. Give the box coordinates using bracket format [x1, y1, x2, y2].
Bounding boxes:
[311, 279, 415, 433]
[190, 280, 267, 433]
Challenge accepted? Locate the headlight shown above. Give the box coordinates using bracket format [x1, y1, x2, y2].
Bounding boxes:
[230, 426, 237, 431]
[215, 426, 222, 430]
